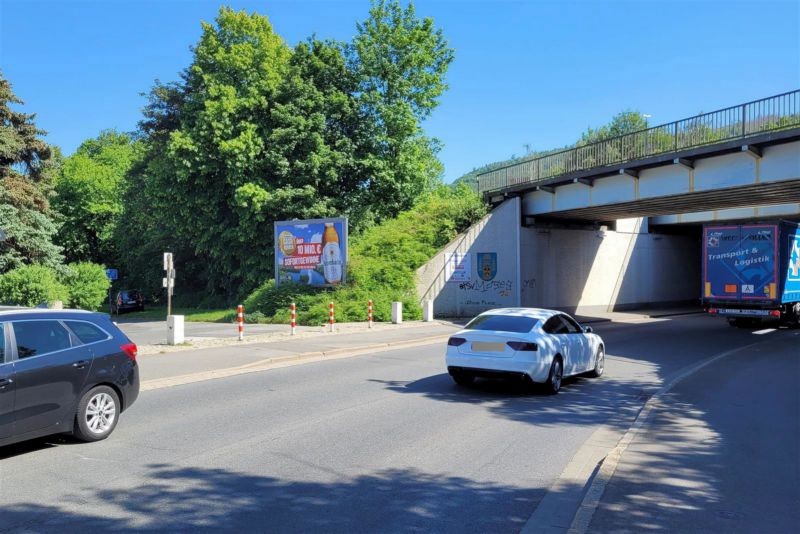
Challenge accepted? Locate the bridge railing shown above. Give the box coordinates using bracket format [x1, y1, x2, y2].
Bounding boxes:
[478, 89, 800, 194]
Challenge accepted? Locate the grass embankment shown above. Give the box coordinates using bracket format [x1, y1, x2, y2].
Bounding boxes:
[117, 307, 234, 323]
[243, 185, 487, 326]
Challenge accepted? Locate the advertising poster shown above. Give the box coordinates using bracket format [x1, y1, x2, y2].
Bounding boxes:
[445, 252, 471, 283]
[274, 218, 348, 286]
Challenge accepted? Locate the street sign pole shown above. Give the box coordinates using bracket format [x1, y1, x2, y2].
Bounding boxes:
[163, 253, 175, 319]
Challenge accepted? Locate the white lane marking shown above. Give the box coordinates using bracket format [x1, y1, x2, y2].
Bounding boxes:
[752, 328, 776, 335]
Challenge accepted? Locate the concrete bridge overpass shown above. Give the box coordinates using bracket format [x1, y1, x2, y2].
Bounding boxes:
[418, 91, 800, 317]
[478, 90, 800, 224]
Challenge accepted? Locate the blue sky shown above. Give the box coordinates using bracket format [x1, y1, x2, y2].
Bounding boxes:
[1, 0, 798, 183]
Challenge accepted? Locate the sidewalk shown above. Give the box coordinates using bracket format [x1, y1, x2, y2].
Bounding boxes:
[581, 329, 799, 533]
[137, 321, 461, 385]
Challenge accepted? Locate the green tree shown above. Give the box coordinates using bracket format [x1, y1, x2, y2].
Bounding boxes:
[54, 130, 137, 264]
[350, 0, 454, 213]
[62, 262, 111, 310]
[122, 4, 456, 301]
[0, 264, 68, 307]
[0, 73, 63, 272]
[578, 110, 650, 145]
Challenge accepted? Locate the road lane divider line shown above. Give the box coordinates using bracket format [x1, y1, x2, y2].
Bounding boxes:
[140, 335, 450, 392]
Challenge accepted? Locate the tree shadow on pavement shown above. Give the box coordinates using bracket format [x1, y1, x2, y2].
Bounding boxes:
[2, 464, 541, 533]
[370, 372, 656, 434]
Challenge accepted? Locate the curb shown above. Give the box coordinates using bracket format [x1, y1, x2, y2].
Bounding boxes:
[141, 334, 451, 392]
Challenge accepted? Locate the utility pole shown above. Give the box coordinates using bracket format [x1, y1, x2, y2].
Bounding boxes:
[163, 252, 175, 318]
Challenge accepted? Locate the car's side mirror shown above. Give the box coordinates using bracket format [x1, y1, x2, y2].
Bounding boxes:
[583, 326, 593, 334]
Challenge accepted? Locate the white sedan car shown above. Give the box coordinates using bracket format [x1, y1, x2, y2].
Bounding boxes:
[445, 308, 605, 394]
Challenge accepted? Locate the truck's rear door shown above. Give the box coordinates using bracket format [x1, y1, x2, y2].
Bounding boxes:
[704, 224, 778, 302]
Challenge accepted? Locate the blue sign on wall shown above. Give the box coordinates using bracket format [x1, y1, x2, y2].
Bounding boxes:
[105, 268, 119, 281]
[476, 253, 497, 281]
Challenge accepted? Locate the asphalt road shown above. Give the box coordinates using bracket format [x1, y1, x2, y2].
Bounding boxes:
[0, 315, 796, 532]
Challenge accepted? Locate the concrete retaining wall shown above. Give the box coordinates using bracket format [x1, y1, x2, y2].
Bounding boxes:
[417, 201, 699, 317]
[520, 219, 698, 314]
[416, 198, 521, 317]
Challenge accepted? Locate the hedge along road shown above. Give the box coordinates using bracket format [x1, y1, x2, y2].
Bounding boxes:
[1, 315, 794, 533]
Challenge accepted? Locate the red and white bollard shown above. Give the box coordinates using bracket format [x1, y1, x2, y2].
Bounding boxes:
[290, 302, 296, 335]
[368, 300, 373, 329]
[329, 302, 335, 333]
[237, 304, 244, 341]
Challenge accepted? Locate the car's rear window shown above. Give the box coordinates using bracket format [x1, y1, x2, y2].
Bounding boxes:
[66, 321, 110, 344]
[465, 315, 538, 333]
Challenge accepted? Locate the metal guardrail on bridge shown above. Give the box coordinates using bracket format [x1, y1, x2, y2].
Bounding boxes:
[478, 89, 800, 194]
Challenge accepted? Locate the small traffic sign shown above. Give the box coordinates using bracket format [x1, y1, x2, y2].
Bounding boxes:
[105, 268, 119, 281]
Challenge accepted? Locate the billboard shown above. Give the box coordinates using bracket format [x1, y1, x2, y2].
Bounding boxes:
[274, 218, 348, 286]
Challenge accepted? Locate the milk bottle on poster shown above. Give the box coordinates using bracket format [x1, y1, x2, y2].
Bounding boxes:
[322, 223, 343, 284]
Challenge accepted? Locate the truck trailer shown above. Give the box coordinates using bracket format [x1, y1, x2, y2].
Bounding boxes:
[702, 221, 800, 326]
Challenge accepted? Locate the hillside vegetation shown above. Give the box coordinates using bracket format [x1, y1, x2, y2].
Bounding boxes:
[242, 184, 487, 325]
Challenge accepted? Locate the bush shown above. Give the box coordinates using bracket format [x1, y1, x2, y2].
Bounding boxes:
[0, 265, 69, 307]
[241, 185, 488, 325]
[62, 262, 111, 310]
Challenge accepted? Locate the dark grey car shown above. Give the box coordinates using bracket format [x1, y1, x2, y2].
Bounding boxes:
[0, 309, 139, 447]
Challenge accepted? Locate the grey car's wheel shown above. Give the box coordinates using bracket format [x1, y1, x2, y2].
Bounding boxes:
[74, 386, 120, 442]
[545, 357, 563, 395]
[588, 346, 605, 378]
[451, 372, 475, 387]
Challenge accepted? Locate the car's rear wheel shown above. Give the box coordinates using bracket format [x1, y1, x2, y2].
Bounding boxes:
[545, 357, 563, 394]
[73, 386, 120, 442]
[451, 372, 475, 387]
[588, 346, 604, 378]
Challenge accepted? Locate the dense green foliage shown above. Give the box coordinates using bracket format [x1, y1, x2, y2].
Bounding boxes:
[118, 2, 454, 302]
[0, 262, 110, 309]
[0, 73, 63, 272]
[0, 264, 68, 307]
[62, 262, 111, 310]
[242, 185, 486, 324]
[54, 130, 137, 265]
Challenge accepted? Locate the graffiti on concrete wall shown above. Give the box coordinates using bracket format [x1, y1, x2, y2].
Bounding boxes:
[459, 279, 513, 298]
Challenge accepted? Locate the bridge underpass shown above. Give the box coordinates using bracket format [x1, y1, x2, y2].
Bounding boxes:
[418, 91, 800, 317]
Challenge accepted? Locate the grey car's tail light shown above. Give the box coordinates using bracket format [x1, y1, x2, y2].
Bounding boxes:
[121, 343, 138, 362]
[448, 337, 467, 347]
[506, 341, 538, 351]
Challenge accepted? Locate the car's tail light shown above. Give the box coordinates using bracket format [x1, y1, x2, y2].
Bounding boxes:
[121, 343, 138, 362]
[507, 341, 538, 351]
[448, 337, 467, 347]
[769, 310, 781, 317]
[708, 308, 717, 315]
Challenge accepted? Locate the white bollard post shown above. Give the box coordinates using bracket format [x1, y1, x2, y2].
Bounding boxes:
[291, 302, 296, 335]
[422, 299, 434, 322]
[329, 302, 335, 333]
[391, 301, 403, 324]
[167, 315, 185, 345]
[368, 300, 373, 329]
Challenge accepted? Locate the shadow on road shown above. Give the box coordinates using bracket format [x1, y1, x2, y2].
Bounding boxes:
[2, 464, 543, 532]
[371, 372, 649, 434]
